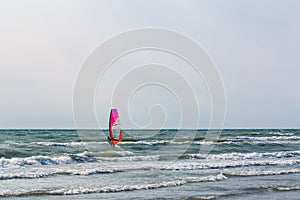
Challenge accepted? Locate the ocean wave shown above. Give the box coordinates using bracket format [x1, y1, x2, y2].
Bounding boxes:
[274, 186, 300, 191]
[249, 140, 300, 145]
[163, 158, 300, 170]
[195, 135, 300, 145]
[5, 141, 108, 147]
[268, 131, 295, 136]
[249, 185, 300, 192]
[121, 140, 170, 145]
[22, 139, 300, 148]
[0, 151, 94, 168]
[0, 149, 158, 168]
[0, 167, 119, 180]
[184, 151, 300, 160]
[180, 196, 218, 200]
[208, 140, 300, 145]
[235, 135, 300, 141]
[27, 140, 186, 147]
[120, 140, 221, 146]
[207, 135, 300, 145]
[95, 150, 137, 159]
[96, 155, 159, 162]
[0, 172, 53, 180]
[224, 168, 300, 177]
[0, 173, 226, 196]
[4, 141, 25, 146]
[30, 141, 103, 147]
[1, 157, 299, 181]
[6, 134, 300, 148]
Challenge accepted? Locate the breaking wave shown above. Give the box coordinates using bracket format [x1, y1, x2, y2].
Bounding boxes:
[224, 168, 300, 177]
[0, 151, 94, 168]
[162, 159, 300, 170]
[0, 173, 226, 197]
[184, 150, 300, 160]
[96, 155, 159, 162]
[274, 186, 300, 191]
[0, 167, 119, 180]
[30, 141, 104, 147]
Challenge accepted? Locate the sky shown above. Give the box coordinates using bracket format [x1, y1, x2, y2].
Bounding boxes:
[0, 0, 299, 129]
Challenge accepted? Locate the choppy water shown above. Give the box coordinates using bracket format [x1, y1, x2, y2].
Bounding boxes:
[0, 129, 299, 199]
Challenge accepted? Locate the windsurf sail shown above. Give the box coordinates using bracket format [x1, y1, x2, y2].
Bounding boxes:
[108, 109, 123, 146]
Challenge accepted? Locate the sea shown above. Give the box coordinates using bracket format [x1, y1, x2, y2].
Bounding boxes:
[0, 129, 299, 199]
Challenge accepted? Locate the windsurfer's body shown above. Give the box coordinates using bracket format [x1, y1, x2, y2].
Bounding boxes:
[107, 130, 123, 146]
[107, 136, 120, 146]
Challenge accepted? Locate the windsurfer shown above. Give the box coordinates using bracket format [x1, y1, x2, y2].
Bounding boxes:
[107, 134, 122, 146]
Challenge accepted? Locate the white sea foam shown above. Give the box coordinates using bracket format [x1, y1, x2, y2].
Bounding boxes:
[1, 156, 299, 181]
[65, 168, 118, 175]
[121, 140, 170, 145]
[4, 141, 25, 146]
[235, 135, 300, 141]
[162, 158, 300, 170]
[29, 139, 300, 147]
[97, 155, 159, 162]
[0, 151, 93, 168]
[225, 168, 300, 177]
[0, 172, 53, 179]
[185, 151, 300, 160]
[98, 150, 134, 157]
[31, 141, 103, 147]
[268, 131, 295, 136]
[0, 173, 226, 196]
[9, 134, 298, 148]
[0, 167, 119, 180]
[275, 186, 300, 191]
[185, 196, 218, 200]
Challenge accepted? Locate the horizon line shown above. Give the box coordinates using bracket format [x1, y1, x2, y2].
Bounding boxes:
[0, 128, 299, 130]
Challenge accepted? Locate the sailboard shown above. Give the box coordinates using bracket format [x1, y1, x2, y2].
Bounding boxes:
[108, 109, 123, 146]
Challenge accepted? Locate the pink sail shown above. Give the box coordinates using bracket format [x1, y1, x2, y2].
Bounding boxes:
[109, 109, 122, 142]
[110, 109, 119, 127]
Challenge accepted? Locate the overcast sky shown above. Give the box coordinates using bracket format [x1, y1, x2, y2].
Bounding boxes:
[0, 0, 299, 129]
